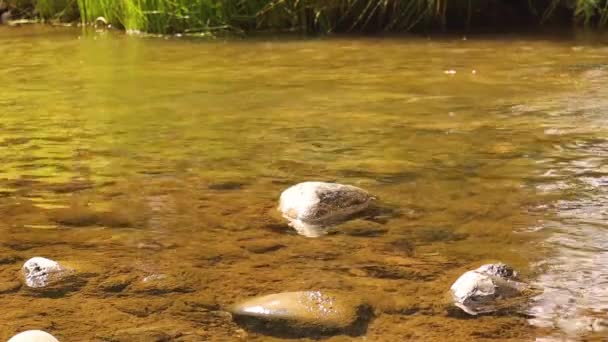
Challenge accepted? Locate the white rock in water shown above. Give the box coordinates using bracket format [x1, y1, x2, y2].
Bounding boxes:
[23, 257, 65, 288]
[230, 291, 363, 330]
[450, 263, 527, 315]
[8, 330, 59, 342]
[278, 182, 374, 237]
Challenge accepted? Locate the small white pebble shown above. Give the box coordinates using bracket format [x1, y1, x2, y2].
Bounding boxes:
[444, 70, 456, 75]
[23, 257, 65, 288]
[472, 70, 477, 74]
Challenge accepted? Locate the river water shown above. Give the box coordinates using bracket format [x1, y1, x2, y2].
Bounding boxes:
[1, 26, 608, 341]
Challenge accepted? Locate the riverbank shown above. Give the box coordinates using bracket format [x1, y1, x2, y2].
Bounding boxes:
[1, 0, 608, 35]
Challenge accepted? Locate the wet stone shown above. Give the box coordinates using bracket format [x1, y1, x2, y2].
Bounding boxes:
[22, 257, 66, 288]
[278, 182, 375, 238]
[0, 11, 10, 25]
[230, 291, 372, 337]
[8, 330, 59, 342]
[21, 257, 89, 297]
[450, 263, 529, 315]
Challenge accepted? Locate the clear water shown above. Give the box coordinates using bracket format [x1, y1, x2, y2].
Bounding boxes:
[1, 26, 608, 341]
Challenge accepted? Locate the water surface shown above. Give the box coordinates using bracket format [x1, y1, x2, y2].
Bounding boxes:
[1, 26, 608, 341]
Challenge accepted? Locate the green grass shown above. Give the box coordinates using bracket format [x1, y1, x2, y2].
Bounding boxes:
[10, 0, 608, 34]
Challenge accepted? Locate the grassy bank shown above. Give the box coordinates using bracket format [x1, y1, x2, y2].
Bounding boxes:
[5, 0, 608, 34]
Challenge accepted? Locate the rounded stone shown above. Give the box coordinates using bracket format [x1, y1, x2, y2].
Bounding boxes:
[8, 330, 59, 342]
[278, 182, 375, 237]
[22, 257, 65, 288]
[230, 291, 366, 331]
[450, 263, 527, 315]
[0, 10, 10, 25]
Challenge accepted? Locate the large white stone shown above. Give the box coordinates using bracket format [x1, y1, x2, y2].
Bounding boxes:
[8, 330, 59, 342]
[22, 257, 65, 288]
[230, 291, 362, 330]
[450, 263, 527, 315]
[278, 182, 374, 237]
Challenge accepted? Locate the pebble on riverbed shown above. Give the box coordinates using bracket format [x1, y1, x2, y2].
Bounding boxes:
[0, 10, 10, 25]
[450, 263, 529, 315]
[8, 330, 59, 342]
[22, 257, 66, 288]
[278, 182, 375, 237]
[230, 291, 372, 337]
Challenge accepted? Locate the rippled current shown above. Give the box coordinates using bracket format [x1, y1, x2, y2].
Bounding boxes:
[1, 26, 608, 341]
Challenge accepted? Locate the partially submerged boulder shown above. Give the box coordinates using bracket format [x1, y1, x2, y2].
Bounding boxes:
[278, 182, 375, 237]
[22, 257, 66, 288]
[8, 330, 59, 342]
[230, 291, 371, 337]
[450, 263, 529, 315]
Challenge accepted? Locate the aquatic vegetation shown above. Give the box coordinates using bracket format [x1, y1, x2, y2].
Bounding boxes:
[4, 0, 608, 33]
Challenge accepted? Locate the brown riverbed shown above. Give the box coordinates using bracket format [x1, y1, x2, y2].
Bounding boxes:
[1, 26, 608, 341]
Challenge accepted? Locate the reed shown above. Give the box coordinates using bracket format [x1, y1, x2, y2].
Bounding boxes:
[14, 0, 608, 34]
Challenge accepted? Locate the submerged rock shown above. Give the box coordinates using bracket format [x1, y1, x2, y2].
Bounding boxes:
[230, 291, 371, 337]
[0, 11, 10, 25]
[450, 263, 528, 315]
[22, 257, 66, 288]
[8, 330, 59, 342]
[278, 182, 375, 237]
[131, 272, 196, 294]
